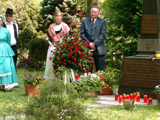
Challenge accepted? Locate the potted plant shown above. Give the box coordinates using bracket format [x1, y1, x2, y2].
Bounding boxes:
[95, 70, 119, 95]
[23, 74, 45, 97]
[153, 85, 160, 104]
[51, 35, 94, 75]
[72, 74, 105, 97]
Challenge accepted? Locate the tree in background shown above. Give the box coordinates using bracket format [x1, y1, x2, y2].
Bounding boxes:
[40, 0, 86, 34]
[100, 0, 143, 70]
[87, 0, 98, 17]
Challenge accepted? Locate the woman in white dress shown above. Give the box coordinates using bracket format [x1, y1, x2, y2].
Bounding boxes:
[44, 11, 70, 80]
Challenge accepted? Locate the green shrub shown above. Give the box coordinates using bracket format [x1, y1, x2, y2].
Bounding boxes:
[29, 38, 48, 70]
[17, 28, 37, 51]
[24, 78, 88, 119]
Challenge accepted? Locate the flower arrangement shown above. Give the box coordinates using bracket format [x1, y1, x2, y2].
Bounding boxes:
[72, 74, 105, 93]
[153, 85, 160, 94]
[23, 74, 46, 85]
[150, 55, 155, 61]
[51, 35, 94, 74]
[95, 70, 119, 90]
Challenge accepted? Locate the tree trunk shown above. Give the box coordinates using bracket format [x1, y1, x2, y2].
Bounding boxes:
[87, 0, 98, 17]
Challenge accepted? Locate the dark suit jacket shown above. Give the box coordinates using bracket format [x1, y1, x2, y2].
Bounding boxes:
[80, 17, 107, 55]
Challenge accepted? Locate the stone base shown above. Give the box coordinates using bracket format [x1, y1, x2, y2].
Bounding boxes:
[118, 55, 160, 98]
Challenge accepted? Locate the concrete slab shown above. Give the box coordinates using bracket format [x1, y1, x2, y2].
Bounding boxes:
[87, 91, 157, 108]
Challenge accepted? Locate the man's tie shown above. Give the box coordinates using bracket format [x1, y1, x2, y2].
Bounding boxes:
[92, 19, 94, 27]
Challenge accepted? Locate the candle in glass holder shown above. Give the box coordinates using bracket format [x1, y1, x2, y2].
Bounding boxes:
[115, 93, 119, 101]
[133, 93, 136, 99]
[148, 97, 152, 105]
[119, 95, 123, 103]
[136, 93, 140, 102]
[123, 95, 126, 100]
[144, 95, 148, 103]
[130, 93, 133, 100]
[122, 93, 126, 100]
[126, 94, 129, 100]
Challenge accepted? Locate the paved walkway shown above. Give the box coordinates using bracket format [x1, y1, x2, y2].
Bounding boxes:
[87, 91, 157, 108]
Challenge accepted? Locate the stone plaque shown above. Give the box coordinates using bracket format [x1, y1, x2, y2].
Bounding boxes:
[141, 15, 158, 34]
[121, 60, 160, 88]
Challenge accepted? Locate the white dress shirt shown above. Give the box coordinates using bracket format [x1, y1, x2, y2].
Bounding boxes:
[5, 21, 18, 46]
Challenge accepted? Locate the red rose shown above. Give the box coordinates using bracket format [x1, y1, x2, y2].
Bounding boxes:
[56, 46, 59, 49]
[74, 50, 78, 54]
[59, 62, 61, 64]
[85, 55, 88, 58]
[79, 64, 82, 67]
[75, 75, 80, 79]
[81, 69, 83, 71]
[59, 50, 62, 54]
[84, 71, 87, 73]
[90, 53, 93, 56]
[65, 39, 67, 42]
[89, 74, 91, 77]
[62, 44, 65, 48]
[66, 44, 69, 46]
[73, 35, 76, 37]
[60, 55, 63, 59]
[49, 57, 52, 60]
[69, 46, 72, 50]
[66, 50, 68, 52]
[90, 65, 93, 67]
[69, 53, 72, 56]
[81, 52, 84, 56]
[79, 56, 82, 59]
[87, 67, 90, 70]
[57, 58, 59, 61]
[69, 61, 72, 64]
[64, 59, 66, 62]
[100, 77, 104, 81]
[78, 47, 81, 49]
[51, 50, 53, 53]
[72, 41, 75, 44]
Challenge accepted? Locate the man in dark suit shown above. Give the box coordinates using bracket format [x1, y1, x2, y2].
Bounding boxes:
[80, 5, 107, 72]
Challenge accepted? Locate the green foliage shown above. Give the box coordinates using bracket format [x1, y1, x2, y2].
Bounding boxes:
[40, 0, 86, 34]
[72, 75, 105, 93]
[18, 27, 37, 51]
[29, 38, 48, 70]
[24, 77, 88, 119]
[101, 0, 143, 70]
[95, 70, 120, 90]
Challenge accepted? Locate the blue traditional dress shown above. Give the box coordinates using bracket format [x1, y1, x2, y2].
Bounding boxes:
[0, 27, 17, 86]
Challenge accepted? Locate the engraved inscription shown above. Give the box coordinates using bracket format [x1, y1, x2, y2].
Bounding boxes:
[141, 15, 157, 34]
[121, 60, 160, 88]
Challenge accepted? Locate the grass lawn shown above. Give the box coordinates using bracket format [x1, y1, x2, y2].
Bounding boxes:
[0, 68, 160, 120]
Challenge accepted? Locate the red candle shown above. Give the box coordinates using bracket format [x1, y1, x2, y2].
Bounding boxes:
[136, 93, 140, 102]
[133, 93, 136, 99]
[144, 95, 148, 103]
[148, 97, 152, 105]
[119, 95, 123, 103]
[122, 93, 126, 100]
[130, 93, 133, 100]
[115, 93, 119, 101]
[126, 94, 129, 100]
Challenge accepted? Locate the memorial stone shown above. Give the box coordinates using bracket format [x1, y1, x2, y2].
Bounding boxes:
[118, 0, 160, 97]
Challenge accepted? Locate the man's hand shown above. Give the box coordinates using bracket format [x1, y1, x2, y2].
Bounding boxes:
[89, 42, 96, 50]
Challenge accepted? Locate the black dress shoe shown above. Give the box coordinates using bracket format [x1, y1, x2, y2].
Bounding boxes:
[14, 85, 20, 88]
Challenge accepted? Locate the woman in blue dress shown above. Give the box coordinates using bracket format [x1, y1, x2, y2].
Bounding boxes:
[0, 14, 17, 90]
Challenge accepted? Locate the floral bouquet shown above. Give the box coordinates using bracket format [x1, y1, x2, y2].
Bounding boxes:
[23, 74, 46, 86]
[95, 70, 119, 90]
[51, 35, 94, 74]
[153, 85, 160, 94]
[72, 73, 105, 93]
